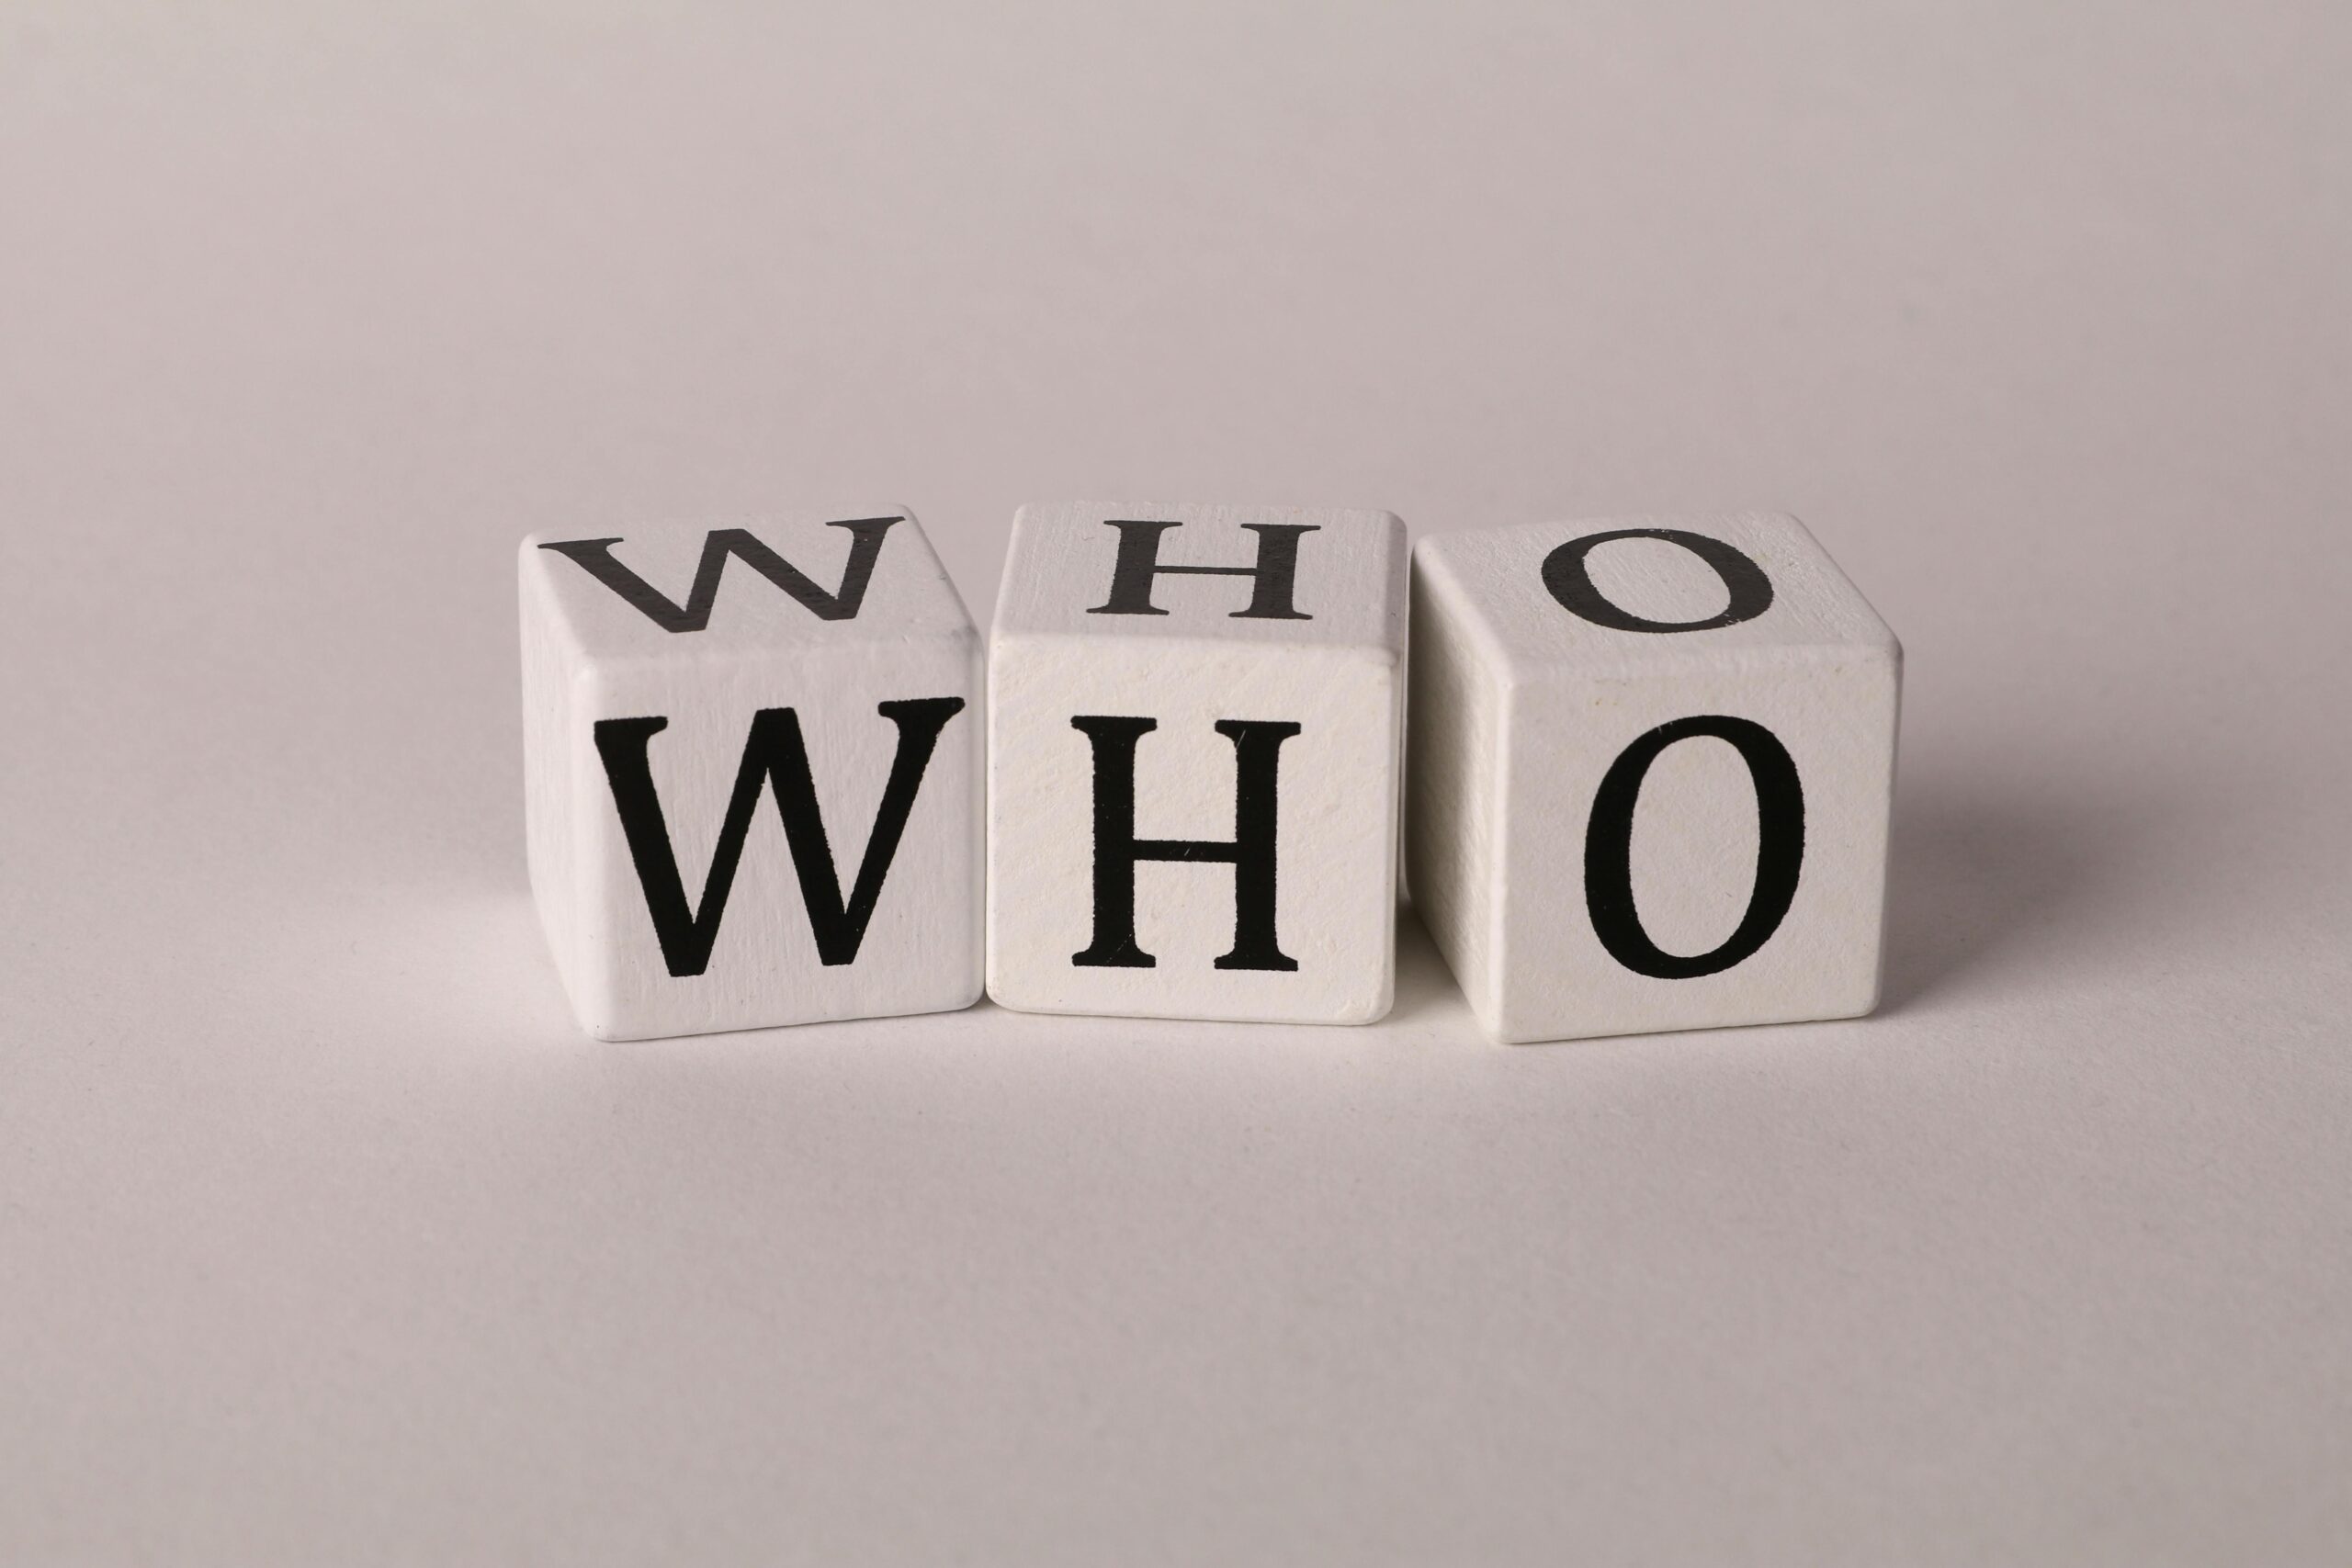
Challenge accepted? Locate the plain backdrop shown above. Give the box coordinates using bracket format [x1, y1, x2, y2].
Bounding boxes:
[3, 4, 2347, 1563]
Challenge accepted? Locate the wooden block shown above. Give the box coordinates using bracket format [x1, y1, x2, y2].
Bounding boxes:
[988, 502, 1408, 1023]
[519, 509, 982, 1040]
[1407, 513, 1900, 1043]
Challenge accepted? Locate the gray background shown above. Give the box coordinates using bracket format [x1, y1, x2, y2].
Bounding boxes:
[3, 4, 2346, 1562]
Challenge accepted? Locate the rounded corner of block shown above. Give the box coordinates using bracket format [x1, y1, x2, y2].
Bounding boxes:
[943, 969, 988, 1015]
[979, 956, 1035, 1015]
[1486, 996, 1559, 1045]
[564, 997, 631, 1042]
[516, 536, 560, 591]
[980, 980, 1048, 1018]
[1845, 970, 1888, 1022]
[1340, 978, 1396, 1026]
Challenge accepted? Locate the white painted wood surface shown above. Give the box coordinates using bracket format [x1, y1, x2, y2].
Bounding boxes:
[1408, 513, 1900, 1042]
[520, 509, 982, 1039]
[989, 502, 1408, 1023]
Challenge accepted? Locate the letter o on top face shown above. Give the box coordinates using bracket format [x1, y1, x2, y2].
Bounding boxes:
[1540, 528, 1775, 634]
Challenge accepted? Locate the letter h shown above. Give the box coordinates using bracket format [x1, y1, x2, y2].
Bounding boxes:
[1069, 716, 1301, 972]
[1086, 520, 1317, 619]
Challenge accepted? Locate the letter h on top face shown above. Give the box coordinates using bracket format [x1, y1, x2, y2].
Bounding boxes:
[1087, 518, 1319, 621]
[988, 502, 1409, 1027]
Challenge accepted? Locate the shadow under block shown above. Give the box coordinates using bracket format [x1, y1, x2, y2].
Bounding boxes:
[1406, 513, 1900, 1043]
[988, 502, 1408, 1024]
[520, 510, 983, 1040]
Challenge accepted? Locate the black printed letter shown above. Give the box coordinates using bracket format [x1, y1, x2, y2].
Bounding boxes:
[1087, 520, 1317, 620]
[594, 697, 966, 976]
[1542, 528, 1774, 633]
[542, 518, 900, 632]
[1583, 716, 1804, 979]
[1069, 716, 1301, 971]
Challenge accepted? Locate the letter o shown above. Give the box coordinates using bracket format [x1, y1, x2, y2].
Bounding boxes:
[1584, 716, 1805, 979]
[1542, 529, 1775, 633]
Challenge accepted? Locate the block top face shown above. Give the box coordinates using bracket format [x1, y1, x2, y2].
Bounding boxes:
[521, 508, 974, 661]
[992, 502, 1406, 654]
[1415, 513, 1896, 679]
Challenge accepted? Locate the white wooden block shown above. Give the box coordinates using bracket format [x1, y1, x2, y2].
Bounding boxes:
[988, 502, 1408, 1024]
[1406, 513, 1900, 1043]
[520, 508, 983, 1040]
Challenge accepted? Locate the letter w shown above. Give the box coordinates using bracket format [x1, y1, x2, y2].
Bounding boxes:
[541, 518, 901, 631]
[593, 698, 966, 976]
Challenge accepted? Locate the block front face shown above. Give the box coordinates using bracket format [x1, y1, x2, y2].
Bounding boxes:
[1409, 513, 1900, 1043]
[1495, 649, 1896, 1041]
[520, 510, 982, 1040]
[989, 502, 1407, 1024]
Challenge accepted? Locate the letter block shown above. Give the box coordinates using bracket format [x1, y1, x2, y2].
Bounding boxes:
[519, 509, 982, 1040]
[989, 502, 1408, 1024]
[1407, 513, 1900, 1043]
